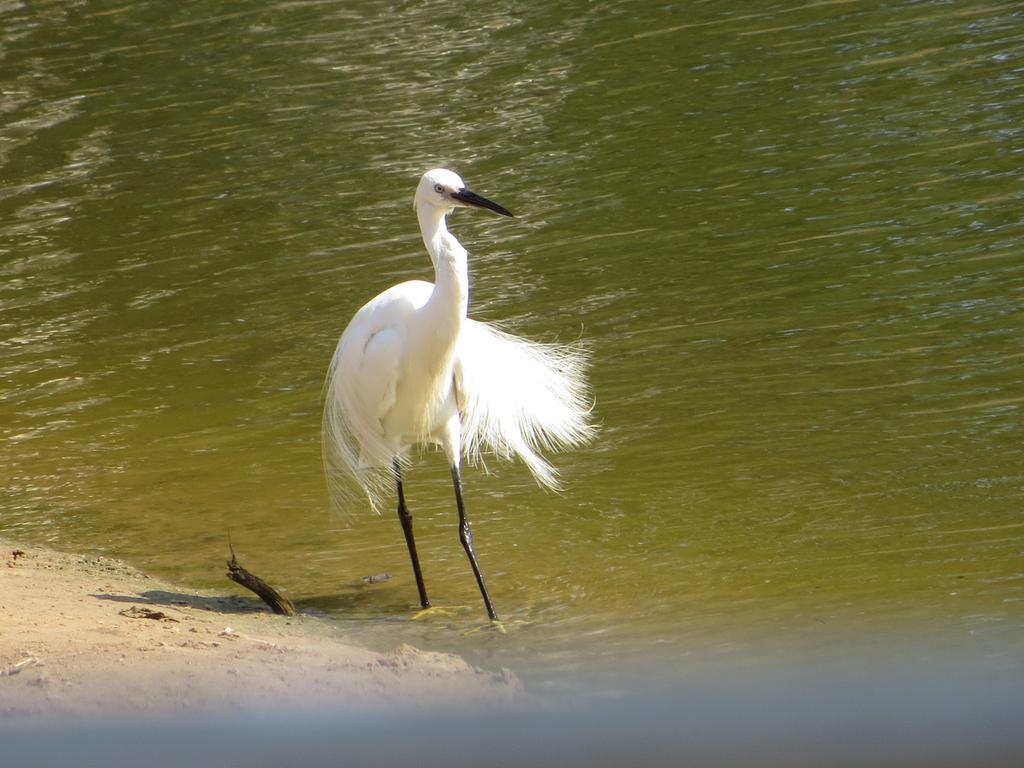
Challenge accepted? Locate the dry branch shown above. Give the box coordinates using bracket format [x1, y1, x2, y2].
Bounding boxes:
[225, 546, 296, 616]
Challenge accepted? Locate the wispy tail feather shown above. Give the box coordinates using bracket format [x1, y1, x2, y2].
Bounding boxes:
[454, 319, 595, 489]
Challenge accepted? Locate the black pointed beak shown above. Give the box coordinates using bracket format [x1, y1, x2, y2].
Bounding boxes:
[450, 188, 514, 217]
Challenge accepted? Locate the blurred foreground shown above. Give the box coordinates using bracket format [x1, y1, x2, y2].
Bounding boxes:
[4, 663, 1022, 768]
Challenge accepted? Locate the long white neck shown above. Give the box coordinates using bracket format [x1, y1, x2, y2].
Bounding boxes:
[417, 203, 469, 325]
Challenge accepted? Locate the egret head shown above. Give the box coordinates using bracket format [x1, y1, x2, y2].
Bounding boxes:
[415, 168, 513, 217]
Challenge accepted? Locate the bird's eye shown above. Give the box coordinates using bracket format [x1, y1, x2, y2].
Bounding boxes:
[434, 183, 445, 194]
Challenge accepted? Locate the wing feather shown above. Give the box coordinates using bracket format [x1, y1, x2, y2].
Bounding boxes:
[322, 281, 432, 512]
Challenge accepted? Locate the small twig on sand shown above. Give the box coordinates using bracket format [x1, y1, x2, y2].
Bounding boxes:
[119, 606, 179, 622]
[1, 657, 40, 677]
[225, 542, 296, 616]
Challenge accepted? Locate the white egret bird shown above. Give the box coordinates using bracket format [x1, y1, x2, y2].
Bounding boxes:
[323, 169, 594, 620]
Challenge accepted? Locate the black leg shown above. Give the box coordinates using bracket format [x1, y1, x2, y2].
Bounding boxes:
[451, 465, 498, 621]
[394, 459, 430, 609]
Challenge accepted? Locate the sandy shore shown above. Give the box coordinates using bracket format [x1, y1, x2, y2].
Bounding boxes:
[0, 539, 523, 719]
[3, 541, 1023, 767]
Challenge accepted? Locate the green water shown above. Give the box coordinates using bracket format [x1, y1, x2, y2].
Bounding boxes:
[2, 0, 1022, 689]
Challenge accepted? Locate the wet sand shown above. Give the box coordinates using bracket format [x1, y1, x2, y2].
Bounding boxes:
[0, 539, 523, 719]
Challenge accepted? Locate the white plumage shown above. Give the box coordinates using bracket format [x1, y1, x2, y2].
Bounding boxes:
[322, 168, 594, 620]
[454, 319, 592, 488]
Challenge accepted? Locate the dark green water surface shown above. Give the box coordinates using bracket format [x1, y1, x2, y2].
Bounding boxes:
[2, 0, 1022, 691]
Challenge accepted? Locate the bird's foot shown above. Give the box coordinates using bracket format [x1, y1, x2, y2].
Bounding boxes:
[462, 618, 529, 636]
[410, 605, 472, 621]
[463, 619, 507, 636]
